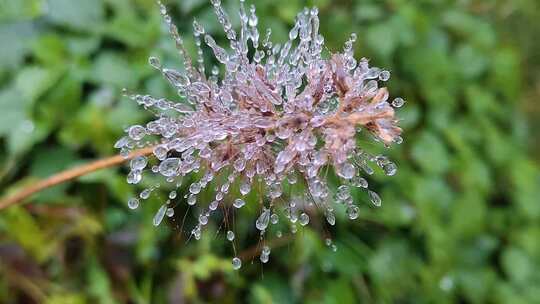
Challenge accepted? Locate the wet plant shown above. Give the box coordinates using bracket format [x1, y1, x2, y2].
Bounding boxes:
[116, 0, 404, 269]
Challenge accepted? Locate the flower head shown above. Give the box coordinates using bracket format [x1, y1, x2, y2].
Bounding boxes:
[116, 0, 404, 269]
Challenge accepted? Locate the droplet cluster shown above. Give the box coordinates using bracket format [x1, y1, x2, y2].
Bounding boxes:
[116, 0, 404, 270]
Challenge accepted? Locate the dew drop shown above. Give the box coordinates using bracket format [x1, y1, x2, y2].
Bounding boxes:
[127, 170, 142, 184]
[368, 190, 382, 207]
[158, 158, 180, 177]
[232, 257, 242, 270]
[189, 182, 202, 194]
[392, 97, 405, 108]
[127, 198, 139, 209]
[227, 230, 235, 241]
[383, 162, 397, 176]
[128, 125, 146, 140]
[187, 194, 197, 205]
[240, 181, 251, 195]
[166, 208, 175, 217]
[255, 208, 270, 231]
[148, 56, 161, 69]
[140, 188, 151, 199]
[337, 163, 356, 179]
[325, 210, 336, 226]
[299, 213, 310, 226]
[233, 198, 245, 209]
[270, 213, 279, 224]
[130, 156, 148, 171]
[346, 205, 359, 220]
[153, 204, 167, 226]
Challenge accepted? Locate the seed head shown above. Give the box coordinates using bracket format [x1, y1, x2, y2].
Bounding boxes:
[116, 0, 404, 269]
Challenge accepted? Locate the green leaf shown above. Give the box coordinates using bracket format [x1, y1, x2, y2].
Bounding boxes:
[46, 0, 105, 31]
[0, 0, 45, 22]
[411, 131, 450, 175]
[0, 22, 37, 70]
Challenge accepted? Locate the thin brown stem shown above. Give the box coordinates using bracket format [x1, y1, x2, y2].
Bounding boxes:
[0, 147, 154, 211]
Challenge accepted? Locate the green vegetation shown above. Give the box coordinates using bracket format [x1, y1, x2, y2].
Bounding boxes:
[1, 0, 539, 303]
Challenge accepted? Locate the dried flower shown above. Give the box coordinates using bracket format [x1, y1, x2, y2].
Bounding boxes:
[116, 0, 403, 269]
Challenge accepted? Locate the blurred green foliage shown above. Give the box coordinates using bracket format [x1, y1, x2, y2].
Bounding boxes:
[1, 0, 539, 303]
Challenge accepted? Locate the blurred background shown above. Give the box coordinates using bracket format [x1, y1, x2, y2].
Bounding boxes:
[1, 0, 539, 303]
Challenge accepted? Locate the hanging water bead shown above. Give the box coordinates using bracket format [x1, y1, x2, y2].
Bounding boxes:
[270, 213, 279, 224]
[392, 97, 405, 108]
[325, 210, 336, 225]
[158, 158, 180, 177]
[368, 190, 382, 207]
[127, 170, 142, 184]
[338, 163, 356, 179]
[351, 175, 368, 188]
[260, 245, 270, 263]
[299, 213, 310, 226]
[383, 162, 397, 176]
[130, 156, 148, 170]
[148, 56, 161, 69]
[255, 208, 271, 231]
[232, 257, 242, 270]
[379, 70, 391, 81]
[140, 188, 151, 199]
[169, 191, 177, 199]
[128, 125, 146, 140]
[233, 198, 245, 209]
[127, 198, 139, 209]
[346, 205, 360, 219]
[226, 230, 235, 241]
[153, 204, 168, 226]
[187, 194, 197, 206]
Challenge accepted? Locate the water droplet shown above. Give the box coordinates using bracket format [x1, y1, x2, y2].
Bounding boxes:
[127, 198, 139, 209]
[227, 230, 235, 241]
[148, 56, 161, 69]
[153, 204, 167, 226]
[232, 257, 242, 270]
[199, 214, 209, 225]
[325, 210, 335, 226]
[187, 194, 197, 205]
[368, 190, 382, 207]
[325, 238, 332, 246]
[379, 70, 390, 81]
[158, 158, 180, 177]
[346, 205, 359, 219]
[383, 162, 397, 176]
[392, 97, 405, 108]
[255, 208, 270, 231]
[270, 213, 279, 224]
[189, 182, 201, 194]
[337, 163, 356, 179]
[130, 156, 147, 171]
[166, 208, 175, 217]
[233, 198, 245, 209]
[114, 136, 129, 149]
[169, 191, 177, 199]
[351, 175, 368, 188]
[240, 181, 251, 195]
[140, 188, 151, 199]
[299, 213, 309, 226]
[128, 125, 146, 140]
[127, 170, 142, 184]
